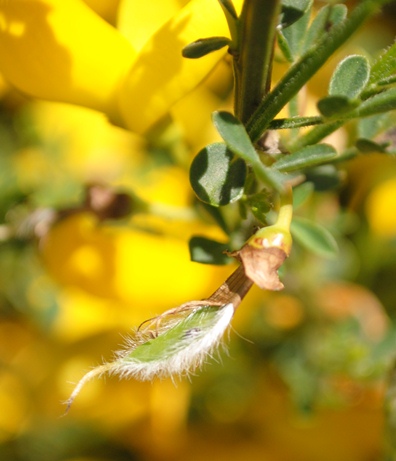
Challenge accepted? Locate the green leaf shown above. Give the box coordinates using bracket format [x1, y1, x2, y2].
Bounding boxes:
[329, 54, 370, 98]
[317, 95, 360, 118]
[355, 138, 388, 153]
[218, 0, 239, 44]
[246, 0, 383, 143]
[291, 216, 338, 258]
[246, 190, 272, 224]
[356, 87, 396, 117]
[212, 111, 260, 163]
[301, 4, 348, 55]
[273, 144, 337, 172]
[280, 0, 313, 28]
[304, 165, 342, 191]
[182, 36, 231, 59]
[357, 112, 396, 138]
[190, 142, 246, 207]
[369, 40, 396, 85]
[293, 182, 314, 208]
[212, 111, 288, 192]
[280, 0, 312, 61]
[218, 0, 238, 19]
[189, 236, 232, 265]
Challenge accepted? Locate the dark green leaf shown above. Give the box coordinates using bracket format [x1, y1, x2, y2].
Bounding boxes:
[280, 0, 313, 28]
[190, 142, 246, 207]
[182, 36, 231, 59]
[189, 236, 232, 265]
[317, 95, 360, 118]
[329, 55, 370, 98]
[218, 0, 238, 19]
[355, 138, 388, 153]
[304, 165, 341, 191]
[197, 202, 230, 234]
[291, 216, 338, 258]
[301, 4, 348, 55]
[246, 190, 272, 224]
[273, 144, 337, 172]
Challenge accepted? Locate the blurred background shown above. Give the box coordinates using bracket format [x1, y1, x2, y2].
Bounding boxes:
[1, 1, 396, 460]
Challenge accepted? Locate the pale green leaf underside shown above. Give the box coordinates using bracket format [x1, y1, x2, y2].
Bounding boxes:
[291, 216, 338, 258]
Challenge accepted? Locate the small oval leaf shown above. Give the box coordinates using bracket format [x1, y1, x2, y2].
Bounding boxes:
[329, 54, 370, 98]
[190, 142, 246, 206]
[317, 95, 360, 118]
[189, 236, 232, 265]
[291, 216, 338, 258]
[273, 144, 337, 172]
[182, 36, 231, 59]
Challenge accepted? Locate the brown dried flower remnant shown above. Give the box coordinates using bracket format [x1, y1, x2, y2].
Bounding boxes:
[231, 225, 292, 291]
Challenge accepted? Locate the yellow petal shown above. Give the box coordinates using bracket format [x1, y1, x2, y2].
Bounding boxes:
[0, 0, 135, 121]
[82, 0, 121, 23]
[118, 0, 243, 134]
[118, 0, 189, 53]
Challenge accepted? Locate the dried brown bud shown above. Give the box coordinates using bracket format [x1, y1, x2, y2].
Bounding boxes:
[235, 244, 287, 291]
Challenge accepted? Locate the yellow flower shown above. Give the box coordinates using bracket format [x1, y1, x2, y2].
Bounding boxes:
[366, 177, 396, 238]
[0, 0, 241, 134]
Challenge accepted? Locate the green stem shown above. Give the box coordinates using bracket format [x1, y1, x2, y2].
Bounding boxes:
[234, 0, 281, 123]
[276, 184, 293, 230]
[246, 0, 386, 143]
[269, 115, 324, 130]
[288, 120, 344, 151]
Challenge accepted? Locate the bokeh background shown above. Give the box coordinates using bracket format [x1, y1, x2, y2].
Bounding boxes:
[1, 1, 396, 460]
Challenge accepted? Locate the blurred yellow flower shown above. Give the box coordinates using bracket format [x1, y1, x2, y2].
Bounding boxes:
[0, 0, 241, 134]
[366, 177, 396, 238]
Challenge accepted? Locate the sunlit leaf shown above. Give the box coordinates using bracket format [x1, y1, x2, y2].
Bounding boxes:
[212, 111, 259, 164]
[291, 216, 338, 258]
[190, 142, 246, 206]
[273, 144, 337, 172]
[212, 111, 287, 192]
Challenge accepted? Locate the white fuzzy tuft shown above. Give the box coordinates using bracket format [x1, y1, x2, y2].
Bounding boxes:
[65, 303, 234, 411]
[114, 302, 234, 380]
